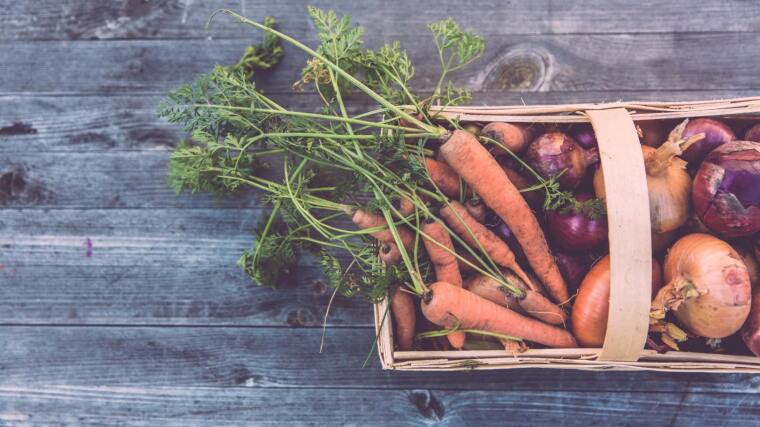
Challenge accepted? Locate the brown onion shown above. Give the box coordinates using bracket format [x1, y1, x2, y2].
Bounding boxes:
[594, 143, 692, 233]
[572, 256, 662, 347]
[652, 233, 751, 339]
[526, 132, 599, 190]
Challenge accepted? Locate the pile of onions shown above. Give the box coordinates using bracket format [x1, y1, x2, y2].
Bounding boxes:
[594, 120, 703, 233]
[546, 194, 607, 253]
[572, 255, 662, 347]
[652, 233, 751, 340]
[525, 132, 599, 189]
[692, 140, 760, 237]
[680, 118, 736, 164]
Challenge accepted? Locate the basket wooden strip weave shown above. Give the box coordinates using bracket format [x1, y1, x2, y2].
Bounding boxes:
[375, 98, 760, 372]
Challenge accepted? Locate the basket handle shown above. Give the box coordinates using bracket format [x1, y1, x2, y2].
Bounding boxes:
[586, 108, 652, 361]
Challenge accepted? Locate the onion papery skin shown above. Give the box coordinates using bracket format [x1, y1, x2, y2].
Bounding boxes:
[572, 256, 662, 347]
[526, 132, 599, 190]
[681, 118, 736, 164]
[692, 141, 760, 238]
[663, 233, 751, 338]
[594, 145, 691, 233]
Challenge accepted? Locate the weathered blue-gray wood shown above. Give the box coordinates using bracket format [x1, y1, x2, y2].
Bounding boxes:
[4, 33, 760, 95]
[2, 0, 760, 424]
[2, 0, 759, 41]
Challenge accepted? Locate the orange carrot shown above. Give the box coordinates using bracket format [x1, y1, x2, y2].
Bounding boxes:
[439, 201, 539, 293]
[465, 198, 486, 223]
[464, 273, 523, 311]
[481, 122, 532, 155]
[439, 130, 569, 304]
[352, 209, 414, 249]
[378, 242, 400, 265]
[421, 281, 577, 348]
[422, 221, 463, 288]
[398, 196, 415, 217]
[424, 157, 464, 198]
[391, 288, 416, 351]
[421, 220, 465, 348]
[465, 272, 567, 325]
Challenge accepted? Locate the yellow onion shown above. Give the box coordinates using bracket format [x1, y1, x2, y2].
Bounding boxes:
[594, 120, 702, 233]
[652, 233, 751, 339]
[572, 255, 662, 347]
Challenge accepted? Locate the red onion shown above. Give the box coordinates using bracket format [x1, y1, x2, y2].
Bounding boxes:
[742, 288, 760, 356]
[571, 126, 598, 150]
[744, 123, 760, 143]
[525, 132, 599, 189]
[553, 250, 594, 295]
[680, 118, 736, 164]
[491, 221, 528, 267]
[546, 194, 607, 253]
[636, 120, 670, 147]
[692, 140, 760, 237]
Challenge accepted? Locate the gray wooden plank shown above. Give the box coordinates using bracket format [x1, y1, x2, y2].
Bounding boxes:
[0, 152, 260, 208]
[1, 386, 759, 426]
[2, 0, 760, 41]
[0, 207, 370, 326]
[0, 209, 258, 266]
[1, 326, 759, 394]
[0, 264, 369, 327]
[4, 90, 760, 153]
[4, 33, 760, 95]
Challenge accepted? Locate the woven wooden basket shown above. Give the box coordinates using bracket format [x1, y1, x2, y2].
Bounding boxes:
[375, 97, 760, 372]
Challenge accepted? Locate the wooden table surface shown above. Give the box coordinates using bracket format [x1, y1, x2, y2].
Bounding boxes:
[2, 1, 760, 425]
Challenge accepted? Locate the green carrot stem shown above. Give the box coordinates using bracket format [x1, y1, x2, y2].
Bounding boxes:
[211, 9, 442, 136]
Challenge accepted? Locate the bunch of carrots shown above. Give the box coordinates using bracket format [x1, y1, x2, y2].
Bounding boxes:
[160, 8, 760, 357]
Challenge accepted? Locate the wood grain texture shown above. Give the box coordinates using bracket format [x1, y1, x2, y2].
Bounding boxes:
[0, 264, 368, 326]
[4, 91, 760, 153]
[3, 0, 760, 423]
[0, 152, 261, 208]
[2, 326, 760, 393]
[5, 32, 760, 95]
[1, 386, 759, 426]
[0, 209, 259, 264]
[1, 0, 759, 41]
